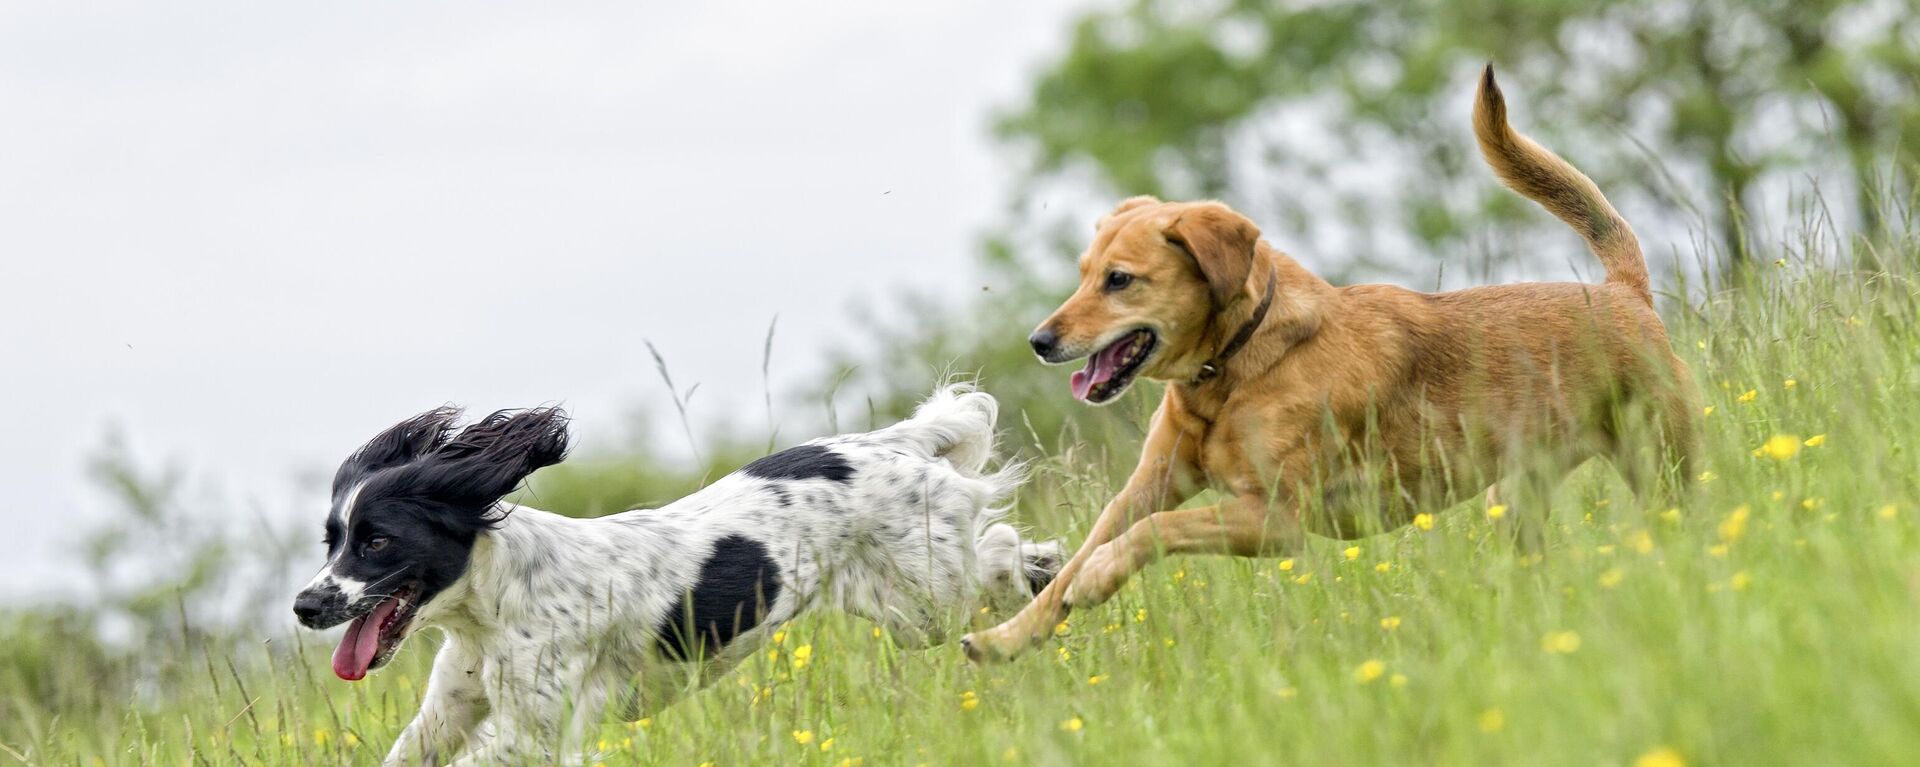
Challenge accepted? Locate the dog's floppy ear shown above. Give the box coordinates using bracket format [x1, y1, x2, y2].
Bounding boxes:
[1096, 195, 1162, 231]
[412, 407, 572, 511]
[1166, 202, 1260, 307]
[333, 407, 463, 494]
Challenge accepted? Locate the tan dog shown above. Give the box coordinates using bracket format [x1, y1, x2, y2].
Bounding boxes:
[961, 66, 1697, 662]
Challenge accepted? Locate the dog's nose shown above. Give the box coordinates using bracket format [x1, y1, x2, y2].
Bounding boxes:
[1029, 329, 1058, 358]
[292, 591, 327, 626]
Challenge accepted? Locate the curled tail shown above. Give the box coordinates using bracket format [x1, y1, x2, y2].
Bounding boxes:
[1474, 65, 1651, 305]
[894, 382, 1025, 502]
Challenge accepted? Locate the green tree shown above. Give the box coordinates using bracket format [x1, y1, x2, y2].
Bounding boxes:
[999, 0, 1920, 273]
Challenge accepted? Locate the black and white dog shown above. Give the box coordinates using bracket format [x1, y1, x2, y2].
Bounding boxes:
[292, 385, 1061, 765]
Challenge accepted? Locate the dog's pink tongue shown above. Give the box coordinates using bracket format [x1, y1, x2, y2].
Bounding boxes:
[331, 598, 396, 681]
[1069, 341, 1129, 400]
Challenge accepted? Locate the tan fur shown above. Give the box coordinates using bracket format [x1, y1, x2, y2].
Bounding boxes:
[962, 67, 1698, 661]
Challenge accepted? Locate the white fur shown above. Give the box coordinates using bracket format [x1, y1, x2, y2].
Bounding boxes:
[377, 385, 1059, 765]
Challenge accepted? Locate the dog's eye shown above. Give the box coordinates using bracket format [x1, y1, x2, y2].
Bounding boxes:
[1104, 271, 1134, 291]
[364, 536, 390, 554]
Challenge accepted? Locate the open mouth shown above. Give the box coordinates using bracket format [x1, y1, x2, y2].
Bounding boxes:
[1070, 329, 1156, 403]
[331, 582, 420, 681]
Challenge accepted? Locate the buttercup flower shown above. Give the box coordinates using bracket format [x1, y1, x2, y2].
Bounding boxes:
[1354, 659, 1386, 683]
[1635, 747, 1686, 767]
[1060, 717, 1084, 732]
[1486, 504, 1508, 520]
[1754, 435, 1800, 461]
[1803, 434, 1826, 447]
[1380, 616, 1402, 630]
[1542, 630, 1581, 654]
[1344, 546, 1361, 560]
[1413, 513, 1436, 531]
[792, 730, 814, 746]
[1718, 506, 1750, 543]
[1737, 389, 1758, 403]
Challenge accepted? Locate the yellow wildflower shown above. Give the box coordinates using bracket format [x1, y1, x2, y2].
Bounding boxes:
[1718, 505, 1750, 543]
[1879, 504, 1899, 520]
[1737, 389, 1758, 403]
[960, 690, 979, 711]
[1628, 530, 1654, 554]
[1598, 568, 1625, 588]
[1413, 513, 1436, 531]
[313, 729, 331, 747]
[1698, 471, 1717, 483]
[792, 730, 814, 746]
[1375, 561, 1393, 573]
[1088, 674, 1107, 685]
[1344, 546, 1361, 560]
[1803, 434, 1825, 447]
[1754, 435, 1800, 461]
[1354, 659, 1386, 683]
[1293, 573, 1313, 584]
[771, 630, 786, 645]
[1783, 378, 1797, 389]
[1060, 717, 1084, 732]
[343, 733, 359, 748]
[1542, 630, 1582, 654]
[1380, 616, 1402, 630]
[791, 644, 813, 669]
[1635, 747, 1687, 767]
[1801, 497, 1821, 511]
[1486, 504, 1508, 520]
[1730, 571, 1752, 591]
[1057, 646, 1072, 662]
[1478, 707, 1506, 733]
[1054, 621, 1071, 636]
[1702, 405, 1714, 417]
[819, 738, 834, 752]
[1278, 559, 1295, 572]
[872, 627, 883, 639]
[1134, 608, 1148, 623]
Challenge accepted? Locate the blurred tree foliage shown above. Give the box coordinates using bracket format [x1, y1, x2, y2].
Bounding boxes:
[1001, 0, 1919, 271]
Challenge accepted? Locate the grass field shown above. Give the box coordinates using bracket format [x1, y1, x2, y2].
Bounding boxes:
[6, 232, 1920, 766]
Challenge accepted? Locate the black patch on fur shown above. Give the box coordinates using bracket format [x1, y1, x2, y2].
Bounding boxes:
[740, 444, 854, 483]
[656, 535, 781, 661]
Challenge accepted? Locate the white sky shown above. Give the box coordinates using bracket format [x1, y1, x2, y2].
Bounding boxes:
[0, 1, 1104, 599]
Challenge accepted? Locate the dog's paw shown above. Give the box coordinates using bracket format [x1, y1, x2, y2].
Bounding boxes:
[961, 618, 1053, 664]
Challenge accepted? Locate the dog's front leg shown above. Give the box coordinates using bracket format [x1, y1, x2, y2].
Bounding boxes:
[1065, 493, 1303, 607]
[445, 650, 603, 766]
[963, 397, 1203, 662]
[384, 634, 489, 767]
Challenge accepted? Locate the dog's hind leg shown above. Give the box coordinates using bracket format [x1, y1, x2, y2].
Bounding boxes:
[974, 522, 1065, 612]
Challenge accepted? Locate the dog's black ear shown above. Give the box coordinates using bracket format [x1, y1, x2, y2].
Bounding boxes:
[1166, 202, 1261, 307]
[333, 407, 463, 494]
[411, 407, 571, 511]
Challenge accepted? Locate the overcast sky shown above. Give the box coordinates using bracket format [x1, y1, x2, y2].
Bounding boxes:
[0, 1, 1106, 600]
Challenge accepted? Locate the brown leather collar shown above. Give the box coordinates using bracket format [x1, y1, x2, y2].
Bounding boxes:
[1189, 264, 1278, 385]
